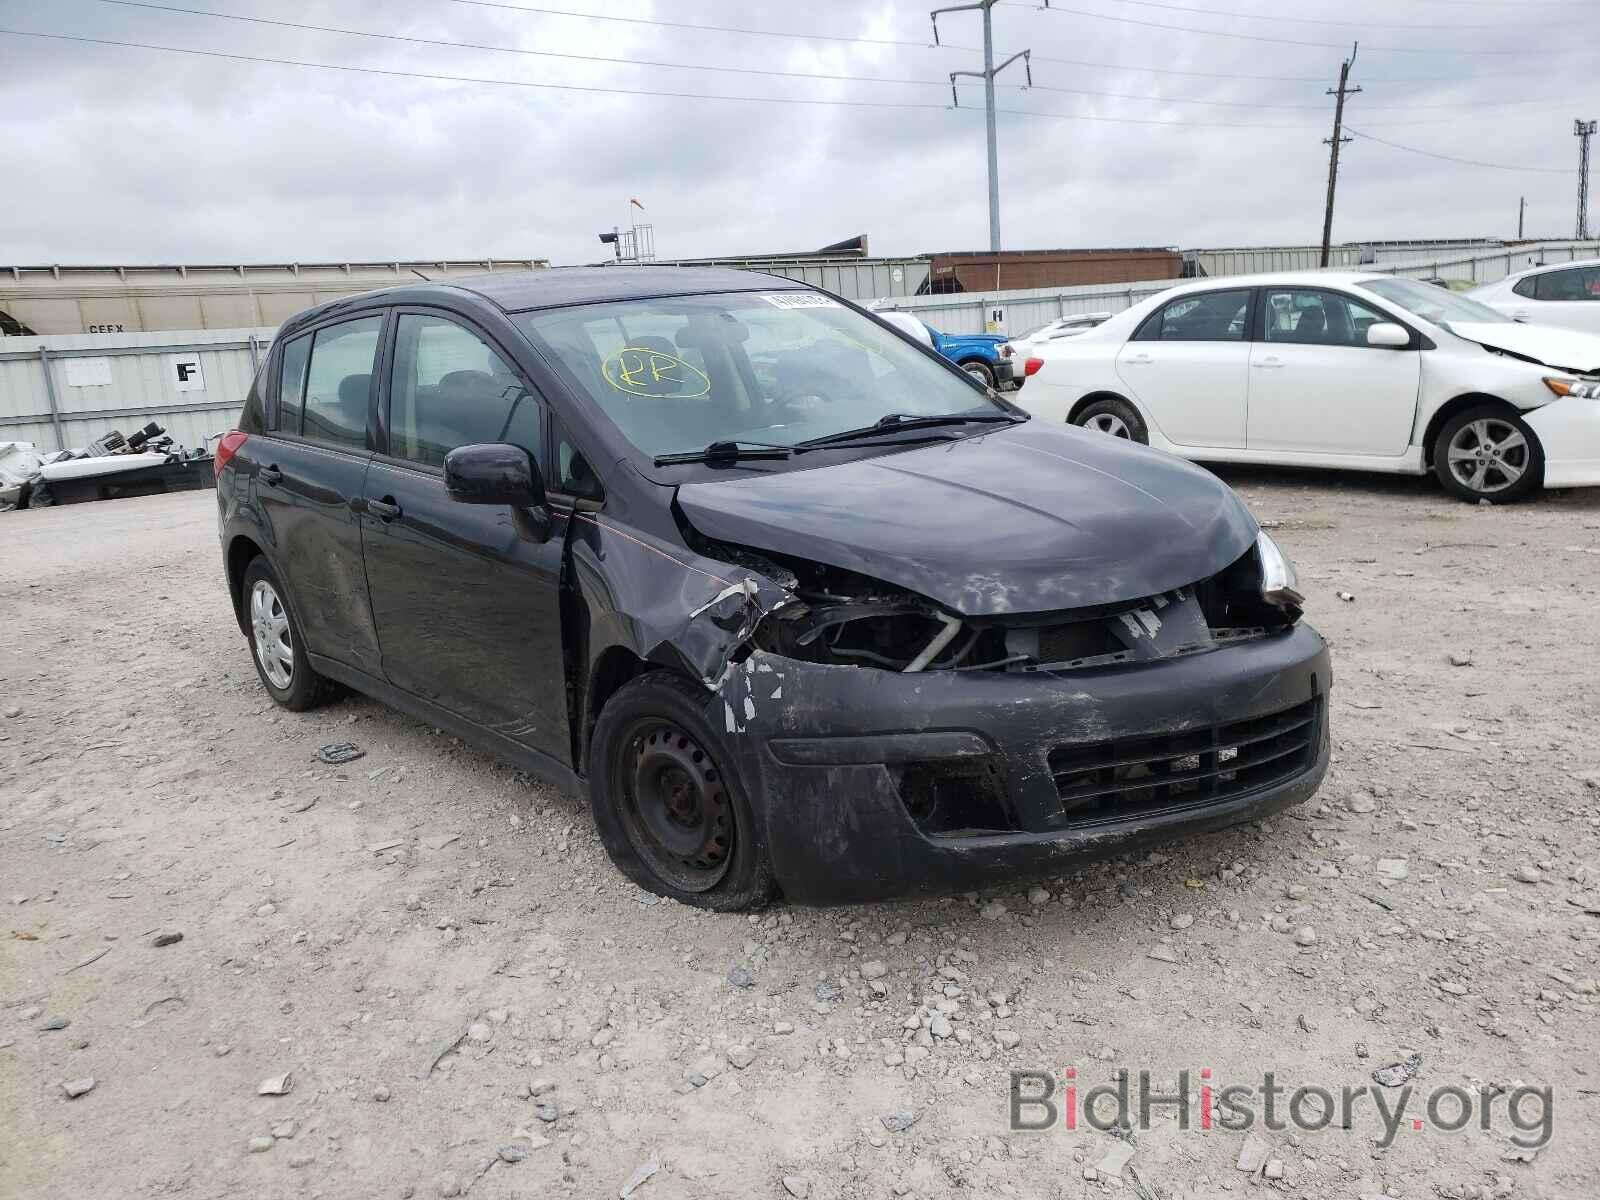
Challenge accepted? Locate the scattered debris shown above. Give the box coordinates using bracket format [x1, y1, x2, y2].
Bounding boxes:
[1372, 1053, 1421, 1088]
[315, 743, 365, 765]
[61, 1077, 96, 1099]
[619, 1155, 660, 1198]
[1235, 1132, 1271, 1174]
[727, 965, 754, 989]
[881, 1110, 919, 1133]
[257, 1071, 295, 1096]
[62, 946, 111, 974]
[151, 930, 183, 947]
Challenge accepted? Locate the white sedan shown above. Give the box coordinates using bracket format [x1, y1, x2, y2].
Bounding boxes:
[1003, 312, 1114, 358]
[1467, 259, 1600, 334]
[1015, 271, 1600, 502]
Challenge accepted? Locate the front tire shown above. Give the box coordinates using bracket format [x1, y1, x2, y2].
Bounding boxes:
[1074, 396, 1149, 445]
[1432, 405, 1542, 504]
[241, 556, 334, 711]
[960, 360, 996, 388]
[588, 672, 776, 911]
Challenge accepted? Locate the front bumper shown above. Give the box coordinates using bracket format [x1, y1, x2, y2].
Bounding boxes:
[714, 623, 1331, 905]
[1525, 397, 1600, 489]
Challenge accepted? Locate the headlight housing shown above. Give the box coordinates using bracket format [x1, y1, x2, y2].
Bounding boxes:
[1544, 376, 1600, 398]
[1256, 530, 1303, 607]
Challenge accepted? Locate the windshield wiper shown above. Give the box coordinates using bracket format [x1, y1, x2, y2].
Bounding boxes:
[653, 439, 794, 467]
[794, 411, 1022, 451]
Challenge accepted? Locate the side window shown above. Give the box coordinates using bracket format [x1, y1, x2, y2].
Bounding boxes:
[302, 316, 382, 450]
[551, 416, 603, 501]
[389, 314, 539, 468]
[1535, 266, 1600, 301]
[275, 333, 311, 434]
[1136, 290, 1251, 342]
[1262, 290, 1377, 347]
[1512, 275, 1540, 300]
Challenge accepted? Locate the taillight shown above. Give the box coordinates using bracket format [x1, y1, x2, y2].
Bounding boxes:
[214, 430, 248, 477]
[1024, 356, 1044, 377]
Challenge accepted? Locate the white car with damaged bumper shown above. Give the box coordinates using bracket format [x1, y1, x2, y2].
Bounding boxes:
[1014, 272, 1600, 502]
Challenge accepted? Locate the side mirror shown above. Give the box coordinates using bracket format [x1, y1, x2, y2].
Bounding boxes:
[1366, 322, 1411, 349]
[444, 442, 545, 506]
[445, 443, 551, 542]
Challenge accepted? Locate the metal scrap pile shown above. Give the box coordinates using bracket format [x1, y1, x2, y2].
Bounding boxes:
[0, 425, 215, 511]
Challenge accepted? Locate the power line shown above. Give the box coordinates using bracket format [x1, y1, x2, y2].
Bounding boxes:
[4, 26, 1572, 176]
[429, 0, 1589, 86]
[1028, 0, 1525, 32]
[1345, 127, 1569, 174]
[1021, 2, 1572, 54]
[85, 0, 1574, 120]
[0, 27, 1323, 128]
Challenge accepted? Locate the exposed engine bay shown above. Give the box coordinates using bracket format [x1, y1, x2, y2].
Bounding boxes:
[726, 541, 1300, 675]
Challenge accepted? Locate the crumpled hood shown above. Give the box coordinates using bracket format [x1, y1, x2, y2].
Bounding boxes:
[1448, 321, 1600, 372]
[676, 422, 1258, 616]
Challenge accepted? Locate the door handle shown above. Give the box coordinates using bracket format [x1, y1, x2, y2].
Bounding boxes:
[1253, 357, 1285, 369]
[260, 464, 283, 486]
[1511, 310, 1529, 322]
[366, 496, 402, 523]
[1124, 354, 1153, 365]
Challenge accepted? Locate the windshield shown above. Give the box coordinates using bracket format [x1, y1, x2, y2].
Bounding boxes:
[518, 291, 1000, 459]
[1361, 277, 1512, 328]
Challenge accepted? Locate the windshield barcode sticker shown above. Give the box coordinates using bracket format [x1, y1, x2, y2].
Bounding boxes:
[760, 293, 840, 310]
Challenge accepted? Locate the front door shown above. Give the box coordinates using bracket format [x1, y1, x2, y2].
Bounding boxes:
[359, 310, 570, 763]
[1115, 288, 1253, 448]
[1246, 288, 1421, 456]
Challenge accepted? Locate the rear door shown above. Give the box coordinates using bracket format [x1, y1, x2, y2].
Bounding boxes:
[253, 313, 386, 674]
[1114, 288, 1253, 448]
[360, 308, 571, 762]
[1509, 266, 1600, 333]
[1246, 287, 1420, 456]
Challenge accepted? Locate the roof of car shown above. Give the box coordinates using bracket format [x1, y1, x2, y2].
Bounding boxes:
[277, 265, 810, 335]
[1508, 257, 1600, 278]
[450, 265, 803, 310]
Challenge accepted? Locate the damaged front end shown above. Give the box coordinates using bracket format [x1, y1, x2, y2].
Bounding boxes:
[739, 530, 1303, 678]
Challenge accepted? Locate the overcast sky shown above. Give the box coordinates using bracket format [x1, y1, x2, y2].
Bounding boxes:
[2, 0, 1592, 265]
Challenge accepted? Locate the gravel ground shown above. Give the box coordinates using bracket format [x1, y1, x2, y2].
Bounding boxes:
[2, 473, 1598, 1200]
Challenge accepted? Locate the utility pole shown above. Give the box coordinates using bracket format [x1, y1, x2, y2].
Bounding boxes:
[932, 1, 1031, 253]
[1575, 119, 1596, 239]
[1518, 196, 1526, 240]
[1319, 42, 1361, 268]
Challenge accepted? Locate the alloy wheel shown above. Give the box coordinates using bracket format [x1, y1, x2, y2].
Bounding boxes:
[1445, 417, 1528, 496]
[1086, 412, 1132, 439]
[250, 579, 294, 689]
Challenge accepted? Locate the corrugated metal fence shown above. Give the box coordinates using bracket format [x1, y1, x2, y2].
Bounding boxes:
[4, 239, 1599, 451]
[0, 327, 273, 452]
[884, 238, 1600, 335]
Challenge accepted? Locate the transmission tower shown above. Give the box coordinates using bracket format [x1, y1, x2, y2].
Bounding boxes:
[1577, 119, 1596, 239]
[931, 1, 1031, 252]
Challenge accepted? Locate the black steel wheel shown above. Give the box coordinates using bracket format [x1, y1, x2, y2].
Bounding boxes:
[588, 672, 775, 910]
[619, 719, 734, 891]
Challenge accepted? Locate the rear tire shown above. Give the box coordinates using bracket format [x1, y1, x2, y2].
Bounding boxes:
[1074, 397, 1149, 445]
[960, 360, 996, 388]
[241, 556, 335, 711]
[588, 672, 776, 911]
[1432, 405, 1542, 504]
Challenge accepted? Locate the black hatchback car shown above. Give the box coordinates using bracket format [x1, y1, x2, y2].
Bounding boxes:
[216, 267, 1330, 908]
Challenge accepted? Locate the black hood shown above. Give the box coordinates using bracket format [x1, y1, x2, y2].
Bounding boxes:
[675, 422, 1258, 617]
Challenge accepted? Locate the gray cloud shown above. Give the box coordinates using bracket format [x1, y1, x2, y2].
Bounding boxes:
[1, 0, 1586, 265]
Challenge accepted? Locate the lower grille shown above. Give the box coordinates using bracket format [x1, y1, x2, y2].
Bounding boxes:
[1048, 698, 1321, 826]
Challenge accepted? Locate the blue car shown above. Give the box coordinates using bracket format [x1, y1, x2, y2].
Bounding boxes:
[875, 311, 1017, 389]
